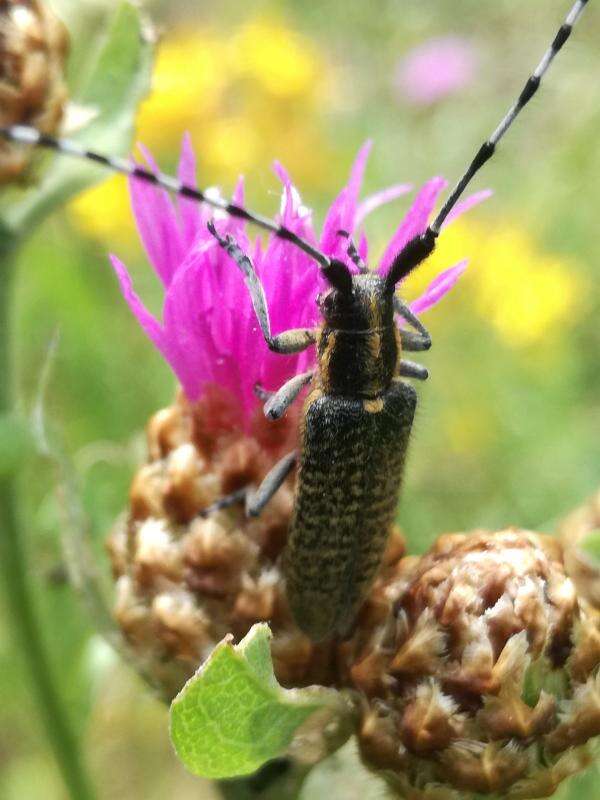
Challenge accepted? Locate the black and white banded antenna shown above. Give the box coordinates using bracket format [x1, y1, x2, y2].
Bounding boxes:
[382, 0, 590, 288]
[428, 0, 589, 235]
[0, 124, 332, 270]
[336, 229, 369, 274]
[0, 0, 590, 283]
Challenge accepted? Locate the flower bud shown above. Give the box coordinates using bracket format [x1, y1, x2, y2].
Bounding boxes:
[0, 0, 69, 182]
[349, 529, 600, 799]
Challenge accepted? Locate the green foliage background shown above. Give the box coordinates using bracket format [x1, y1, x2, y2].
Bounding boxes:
[1, 0, 599, 798]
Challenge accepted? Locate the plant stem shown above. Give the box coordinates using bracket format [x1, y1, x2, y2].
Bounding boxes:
[0, 232, 96, 800]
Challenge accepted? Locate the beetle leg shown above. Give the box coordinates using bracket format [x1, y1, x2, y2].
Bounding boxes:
[197, 487, 247, 518]
[196, 452, 296, 520]
[263, 371, 314, 420]
[394, 295, 432, 352]
[208, 222, 318, 354]
[400, 330, 432, 352]
[394, 295, 432, 343]
[245, 451, 297, 517]
[399, 359, 429, 381]
[269, 328, 318, 354]
[254, 382, 273, 401]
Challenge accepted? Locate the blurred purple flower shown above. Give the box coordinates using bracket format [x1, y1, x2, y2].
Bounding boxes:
[110, 137, 487, 430]
[395, 36, 477, 106]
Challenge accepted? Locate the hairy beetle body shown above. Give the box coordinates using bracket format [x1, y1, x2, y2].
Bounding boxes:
[279, 272, 420, 640]
[286, 379, 416, 640]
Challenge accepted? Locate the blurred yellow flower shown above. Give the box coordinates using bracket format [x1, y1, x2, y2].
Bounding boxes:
[70, 15, 332, 242]
[230, 20, 321, 98]
[199, 117, 261, 176]
[136, 17, 329, 180]
[137, 31, 226, 137]
[405, 219, 583, 347]
[70, 175, 134, 249]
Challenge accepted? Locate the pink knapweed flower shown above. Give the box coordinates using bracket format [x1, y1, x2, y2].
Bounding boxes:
[395, 36, 477, 106]
[110, 137, 489, 431]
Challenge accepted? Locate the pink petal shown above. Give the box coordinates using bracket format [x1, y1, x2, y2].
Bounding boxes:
[346, 139, 372, 208]
[232, 175, 245, 205]
[358, 230, 368, 262]
[355, 183, 413, 227]
[321, 141, 372, 257]
[272, 160, 292, 190]
[177, 133, 202, 248]
[161, 248, 222, 400]
[379, 177, 447, 276]
[225, 176, 249, 241]
[129, 145, 185, 286]
[271, 159, 292, 185]
[442, 189, 492, 228]
[409, 260, 468, 315]
[109, 255, 166, 353]
[273, 161, 296, 228]
[272, 160, 314, 239]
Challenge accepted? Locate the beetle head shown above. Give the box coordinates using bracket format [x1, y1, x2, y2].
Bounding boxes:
[317, 271, 394, 331]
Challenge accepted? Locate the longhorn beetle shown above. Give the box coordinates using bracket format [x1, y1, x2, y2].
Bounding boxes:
[0, 0, 590, 640]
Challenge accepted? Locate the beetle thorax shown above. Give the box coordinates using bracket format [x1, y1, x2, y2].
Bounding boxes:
[316, 274, 399, 398]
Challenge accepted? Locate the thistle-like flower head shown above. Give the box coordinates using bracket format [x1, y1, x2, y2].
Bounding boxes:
[110, 139, 489, 431]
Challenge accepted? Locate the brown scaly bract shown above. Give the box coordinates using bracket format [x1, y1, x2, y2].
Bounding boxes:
[0, 0, 68, 183]
[351, 530, 600, 798]
[560, 489, 600, 611]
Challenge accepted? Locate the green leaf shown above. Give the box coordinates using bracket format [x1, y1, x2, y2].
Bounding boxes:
[169, 624, 342, 779]
[1, 2, 153, 234]
[579, 529, 600, 565]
